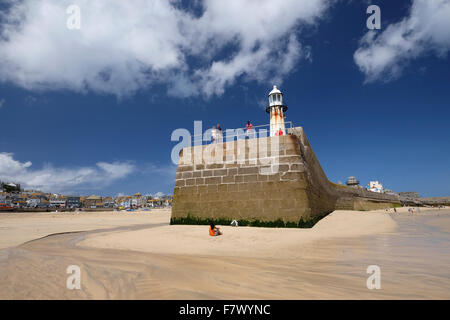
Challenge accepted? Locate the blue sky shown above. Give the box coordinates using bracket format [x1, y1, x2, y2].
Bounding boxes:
[0, 0, 449, 197]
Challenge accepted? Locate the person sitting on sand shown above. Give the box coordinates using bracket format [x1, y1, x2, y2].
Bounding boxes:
[209, 223, 222, 236]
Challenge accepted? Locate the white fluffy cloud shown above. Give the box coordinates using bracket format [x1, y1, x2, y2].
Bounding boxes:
[0, 152, 135, 192]
[354, 0, 450, 82]
[0, 0, 331, 98]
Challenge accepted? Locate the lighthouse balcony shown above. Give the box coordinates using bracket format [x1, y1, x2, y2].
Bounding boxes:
[265, 105, 288, 113]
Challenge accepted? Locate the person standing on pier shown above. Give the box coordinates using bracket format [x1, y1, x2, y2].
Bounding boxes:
[246, 121, 254, 139]
[216, 123, 223, 143]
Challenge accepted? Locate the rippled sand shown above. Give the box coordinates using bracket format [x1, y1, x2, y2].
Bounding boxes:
[0, 207, 449, 299]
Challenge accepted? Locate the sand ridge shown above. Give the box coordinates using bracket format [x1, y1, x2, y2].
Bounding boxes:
[80, 209, 398, 259]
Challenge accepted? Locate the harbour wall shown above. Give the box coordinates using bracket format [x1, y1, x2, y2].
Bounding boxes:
[171, 127, 402, 226]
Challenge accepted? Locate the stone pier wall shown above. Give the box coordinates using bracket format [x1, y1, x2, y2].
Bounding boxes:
[171, 127, 401, 226]
[171, 128, 337, 224]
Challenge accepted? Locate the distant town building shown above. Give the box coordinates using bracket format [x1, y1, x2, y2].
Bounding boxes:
[116, 195, 132, 209]
[84, 195, 103, 208]
[1, 182, 21, 193]
[27, 197, 40, 208]
[103, 197, 115, 208]
[148, 198, 164, 207]
[368, 181, 384, 193]
[50, 196, 66, 208]
[147, 195, 172, 207]
[67, 196, 81, 208]
[346, 176, 359, 186]
[131, 193, 147, 207]
[10, 193, 27, 208]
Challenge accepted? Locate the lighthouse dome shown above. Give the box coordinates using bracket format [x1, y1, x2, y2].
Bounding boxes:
[268, 85, 284, 107]
[269, 85, 282, 96]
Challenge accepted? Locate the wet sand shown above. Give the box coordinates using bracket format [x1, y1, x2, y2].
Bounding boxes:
[0, 207, 449, 299]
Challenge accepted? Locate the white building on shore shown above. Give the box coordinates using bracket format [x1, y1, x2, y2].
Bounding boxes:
[368, 181, 384, 193]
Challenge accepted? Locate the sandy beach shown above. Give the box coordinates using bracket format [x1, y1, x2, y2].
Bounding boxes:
[0, 207, 449, 299]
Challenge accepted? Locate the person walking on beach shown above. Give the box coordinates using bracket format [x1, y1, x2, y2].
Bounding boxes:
[209, 223, 222, 236]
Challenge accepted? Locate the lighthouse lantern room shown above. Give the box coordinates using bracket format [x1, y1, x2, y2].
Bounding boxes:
[266, 85, 288, 136]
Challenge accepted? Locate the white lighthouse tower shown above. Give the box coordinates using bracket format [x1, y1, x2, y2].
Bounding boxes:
[266, 85, 288, 136]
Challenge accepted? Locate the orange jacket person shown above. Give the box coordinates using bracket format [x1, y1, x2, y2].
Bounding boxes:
[209, 223, 222, 236]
